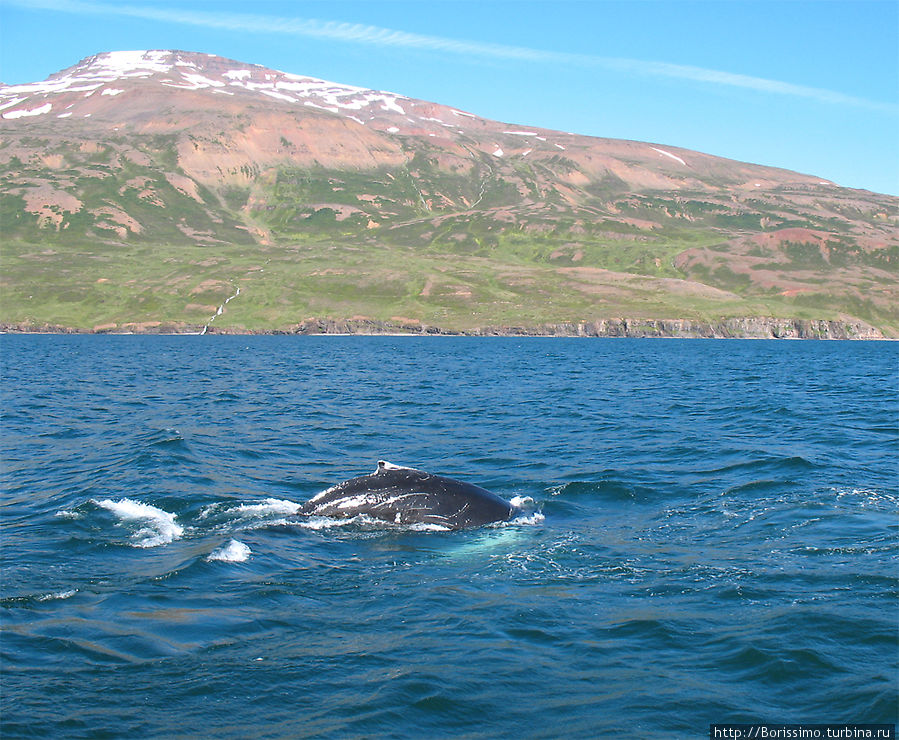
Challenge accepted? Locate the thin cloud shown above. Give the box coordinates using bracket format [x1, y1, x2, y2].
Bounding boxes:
[12, 0, 898, 112]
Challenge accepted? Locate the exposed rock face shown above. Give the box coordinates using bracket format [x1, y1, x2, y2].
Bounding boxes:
[460, 318, 883, 339]
[500, 318, 886, 339]
[3, 317, 883, 339]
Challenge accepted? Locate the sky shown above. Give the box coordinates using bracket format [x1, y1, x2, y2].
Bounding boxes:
[1, 0, 897, 195]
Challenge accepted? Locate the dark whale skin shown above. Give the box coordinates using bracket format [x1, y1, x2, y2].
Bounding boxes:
[300, 461, 520, 530]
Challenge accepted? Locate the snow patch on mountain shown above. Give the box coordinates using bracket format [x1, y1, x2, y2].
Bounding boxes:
[0, 96, 26, 111]
[95, 50, 172, 76]
[3, 102, 52, 119]
[651, 147, 687, 166]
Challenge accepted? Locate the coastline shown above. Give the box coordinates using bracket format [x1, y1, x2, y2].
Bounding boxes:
[0, 316, 889, 339]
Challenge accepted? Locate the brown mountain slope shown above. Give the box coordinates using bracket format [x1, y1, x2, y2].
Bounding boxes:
[1, 50, 896, 335]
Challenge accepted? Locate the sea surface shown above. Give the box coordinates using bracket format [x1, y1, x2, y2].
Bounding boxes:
[1, 336, 896, 738]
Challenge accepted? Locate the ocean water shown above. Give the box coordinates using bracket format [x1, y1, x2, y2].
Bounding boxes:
[1, 336, 896, 738]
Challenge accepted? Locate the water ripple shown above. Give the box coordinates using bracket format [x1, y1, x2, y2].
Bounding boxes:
[2, 336, 896, 737]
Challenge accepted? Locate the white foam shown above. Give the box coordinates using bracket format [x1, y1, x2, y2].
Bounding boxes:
[833, 486, 898, 508]
[509, 511, 546, 526]
[509, 495, 535, 508]
[38, 589, 78, 602]
[234, 498, 302, 517]
[94, 498, 183, 548]
[207, 539, 251, 562]
[195, 496, 301, 528]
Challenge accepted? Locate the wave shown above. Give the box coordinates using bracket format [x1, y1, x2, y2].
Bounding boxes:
[696, 454, 817, 477]
[207, 539, 251, 562]
[722, 479, 792, 496]
[93, 498, 184, 548]
[832, 486, 899, 509]
[140, 427, 186, 447]
[289, 515, 359, 530]
[54, 508, 83, 519]
[233, 498, 303, 518]
[37, 589, 78, 602]
[199, 498, 302, 521]
[197, 498, 304, 536]
[546, 479, 652, 503]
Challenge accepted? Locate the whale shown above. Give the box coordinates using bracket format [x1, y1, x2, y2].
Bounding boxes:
[299, 461, 520, 530]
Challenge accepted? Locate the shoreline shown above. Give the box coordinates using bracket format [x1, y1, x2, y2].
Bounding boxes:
[4, 333, 895, 341]
[0, 316, 890, 340]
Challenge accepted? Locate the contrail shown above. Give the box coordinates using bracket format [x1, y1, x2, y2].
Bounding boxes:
[9, 0, 897, 112]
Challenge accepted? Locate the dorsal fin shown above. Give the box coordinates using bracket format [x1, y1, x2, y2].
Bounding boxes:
[376, 460, 416, 474]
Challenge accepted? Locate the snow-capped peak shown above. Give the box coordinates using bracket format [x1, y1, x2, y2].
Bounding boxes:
[0, 50, 521, 150]
[0, 50, 434, 128]
[83, 50, 175, 77]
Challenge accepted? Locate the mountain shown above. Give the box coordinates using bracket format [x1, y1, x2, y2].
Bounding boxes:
[1, 50, 896, 336]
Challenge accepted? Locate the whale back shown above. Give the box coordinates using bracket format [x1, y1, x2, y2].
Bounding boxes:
[301, 461, 518, 529]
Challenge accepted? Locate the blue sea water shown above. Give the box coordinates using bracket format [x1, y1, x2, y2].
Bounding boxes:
[1, 336, 896, 739]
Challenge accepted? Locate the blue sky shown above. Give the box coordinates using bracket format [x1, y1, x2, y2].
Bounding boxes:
[1, 0, 897, 195]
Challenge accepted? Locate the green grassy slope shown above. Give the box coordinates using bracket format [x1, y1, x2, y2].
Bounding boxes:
[2, 135, 897, 335]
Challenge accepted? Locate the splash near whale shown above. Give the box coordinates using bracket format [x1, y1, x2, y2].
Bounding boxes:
[299, 461, 521, 530]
